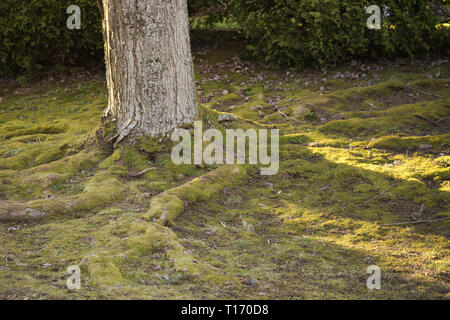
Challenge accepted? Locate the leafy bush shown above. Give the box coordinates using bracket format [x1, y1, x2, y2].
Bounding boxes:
[230, 0, 449, 67]
[0, 0, 229, 76]
[188, 0, 229, 27]
[0, 0, 103, 76]
[1, 0, 447, 76]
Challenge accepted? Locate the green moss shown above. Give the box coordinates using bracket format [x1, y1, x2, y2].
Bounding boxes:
[280, 134, 312, 145]
[1, 53, 449, 300]
[0, 123, 67, 141]
[99, 149, 121, 169]
[144, 165, 248, 225]
[100, 120, 117, 142]
[367, 134, 450, 151]
[145, 194, 185, 225]
[126, 233, 167, 257]
[137, 136, 166, 154]
[86, 253, 129, 288]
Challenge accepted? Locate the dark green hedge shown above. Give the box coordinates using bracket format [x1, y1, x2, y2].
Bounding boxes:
[230, 0, 449, 67]
[1, 0, 448, 76]
[0, 0, 228, 76]
[0, 0, 103, 76]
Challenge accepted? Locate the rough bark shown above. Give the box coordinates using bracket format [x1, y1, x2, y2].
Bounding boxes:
[100, 0, 198, 142]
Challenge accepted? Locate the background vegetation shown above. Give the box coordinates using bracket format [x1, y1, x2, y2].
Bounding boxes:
[1, 0, 448, 77]
[230, 0, 449, 67]
[0, 0, 103, 77]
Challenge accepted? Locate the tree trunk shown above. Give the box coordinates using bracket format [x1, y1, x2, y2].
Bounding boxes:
[100, 0, 198, 142]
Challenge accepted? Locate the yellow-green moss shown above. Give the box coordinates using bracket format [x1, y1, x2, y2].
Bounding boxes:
[143, 165, 247, 225]
[1, 52, 449, 300]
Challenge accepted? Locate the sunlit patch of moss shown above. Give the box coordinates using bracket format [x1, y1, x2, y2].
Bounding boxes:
[357, 134, 450, 151]
[143, 165, 247, 225]
[1, 52, 449, 299]
[137, 136, 166, 154]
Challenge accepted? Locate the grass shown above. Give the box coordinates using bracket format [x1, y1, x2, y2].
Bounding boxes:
[0, 42, 449, 299]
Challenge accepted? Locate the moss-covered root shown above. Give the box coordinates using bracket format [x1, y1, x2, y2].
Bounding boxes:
[84, 218, 229, 292]
[0, 172, 122, 222]
[84, 165, 248, 291]
[143, 165, 248, 225]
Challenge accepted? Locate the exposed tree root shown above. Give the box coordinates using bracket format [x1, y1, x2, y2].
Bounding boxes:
[143, 165, 248, 225]
[84, 222, 215, 290]
[0, 172, 122, 222]
[83, 165, 248, 291]
[24, 149, 105, 176]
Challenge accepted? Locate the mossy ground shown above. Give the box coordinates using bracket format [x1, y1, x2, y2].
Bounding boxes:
[0, 38, 449, 299]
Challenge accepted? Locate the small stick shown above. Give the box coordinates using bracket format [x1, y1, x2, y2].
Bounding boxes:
[366, 102, 378, 110]
[407, 85, 447, 99]
[382, 217, 450, 226]
[414, 114, 441, 127]
[437, 117, 450, 125]
[275, 107, 302, 124]
[128, 167, 155, 177]
[364, 183, 397, 204]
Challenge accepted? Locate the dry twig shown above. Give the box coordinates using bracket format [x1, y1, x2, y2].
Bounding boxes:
[127, 167, 155, 177]
[364, 183, 397, 204]
[383, 217, 450, 226]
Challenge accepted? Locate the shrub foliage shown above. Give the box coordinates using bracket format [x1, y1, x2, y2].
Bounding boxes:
[0, 0, 448, 75]
[0, 0, 103, 75]
[230, 0, 449, 67]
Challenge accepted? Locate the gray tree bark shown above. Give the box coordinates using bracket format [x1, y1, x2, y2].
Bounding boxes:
[99, 0, 198, 142]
